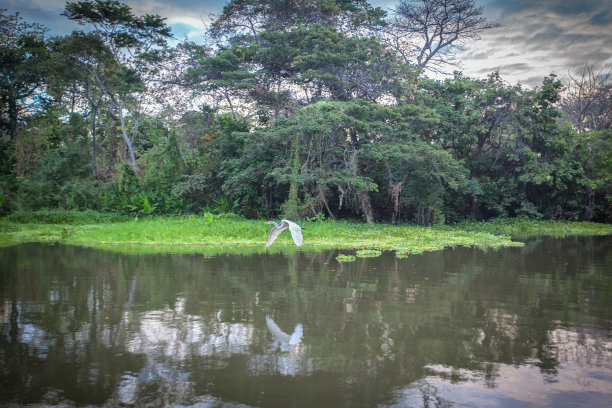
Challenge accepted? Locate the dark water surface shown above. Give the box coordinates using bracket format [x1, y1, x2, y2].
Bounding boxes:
[1, 236, 611, 407]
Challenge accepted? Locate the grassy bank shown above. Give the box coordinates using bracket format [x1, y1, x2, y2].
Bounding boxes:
[2, 211, 611, 256]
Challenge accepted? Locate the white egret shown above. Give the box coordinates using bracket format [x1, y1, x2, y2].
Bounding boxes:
[264, 219, 303, 247]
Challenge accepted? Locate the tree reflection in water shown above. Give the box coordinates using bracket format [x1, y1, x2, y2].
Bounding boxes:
[0, 236, 611, 407]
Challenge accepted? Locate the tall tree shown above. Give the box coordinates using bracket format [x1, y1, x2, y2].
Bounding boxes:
[50, 32, 117, 179]
[0, 10, 50, 142]
[209, 0, 386, 41]
[561, 65, 612, 133]
[62, 0, 172, 175]
[187, 24, 413, 121]
[388, 0, 500, 72]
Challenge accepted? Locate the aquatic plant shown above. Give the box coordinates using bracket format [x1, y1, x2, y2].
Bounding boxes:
[336, 254, 356, 262]
[1, 215, 611, 257]
[356, 249, 382, 258]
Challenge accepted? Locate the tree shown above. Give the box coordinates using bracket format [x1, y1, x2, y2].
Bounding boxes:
[187, 24, 413, 122]
[389, 0, 500, 72]
[62, 0, 171, 64]
[422, 73, 598, 220]
[229, 101, 383, 222]
[0, 10, 50, 142]
[62, 0, 172, 175]
[209, 0, 386, 41]
[50, 32, 117, 179]
[560, 65, 612, 133]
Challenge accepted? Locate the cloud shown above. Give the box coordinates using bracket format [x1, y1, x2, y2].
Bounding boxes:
[483, 0, 612, 18]
[170, 22, 206, 41]
[2, 0, 223, 37]
[2, 0, 77, 35]
[125, 0, 220, 23]
[473, 62, 532, 77]
[469, 52, 491, 60]
[590, 9, 612, 25]
[457, 0, 612, 86]
[499, 62, 532, 73]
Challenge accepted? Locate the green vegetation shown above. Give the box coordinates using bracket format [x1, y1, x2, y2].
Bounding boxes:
[1, 1, 611, 227]
[3, 209, 130, 224]
[2, 212, 610, 256]
[356, 249, 382, 258]
[336, 254, 357, 262]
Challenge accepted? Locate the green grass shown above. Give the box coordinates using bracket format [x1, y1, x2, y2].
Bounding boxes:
[448, 218, 612, 238]
[1, 213, 611, 257]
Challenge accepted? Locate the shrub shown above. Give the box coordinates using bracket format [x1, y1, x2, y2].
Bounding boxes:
[3, 209, 129, 224]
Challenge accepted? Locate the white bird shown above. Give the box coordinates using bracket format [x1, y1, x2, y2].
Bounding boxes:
[264, 219, 303, 247]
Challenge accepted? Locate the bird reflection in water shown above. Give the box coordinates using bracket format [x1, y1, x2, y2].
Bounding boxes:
[265, 315, 303, 352]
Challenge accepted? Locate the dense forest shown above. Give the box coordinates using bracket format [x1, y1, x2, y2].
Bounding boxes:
[1, 0, 611, 224]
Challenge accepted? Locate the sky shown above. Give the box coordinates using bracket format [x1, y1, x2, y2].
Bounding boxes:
[3, 0, 612, 88]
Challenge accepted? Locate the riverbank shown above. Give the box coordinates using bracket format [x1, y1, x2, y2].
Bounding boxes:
[2, 211, 611, 256]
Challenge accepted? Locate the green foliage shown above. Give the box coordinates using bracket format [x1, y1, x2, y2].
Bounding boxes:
[355, 249, 381, 257]
[336, 254, 356, 262]
[203, 196, 242, 216]
[209, 0, 386, 40]
[99, 181, 186, 217]
[0, 10, 51, 140]
[16, 140, 100, 211]
[62, 0, 172, 53]
[581, 130, 612, 221]
[140, 132, 185, 192]
[3, 209, 129, 224]
[0, 4, 610, 226]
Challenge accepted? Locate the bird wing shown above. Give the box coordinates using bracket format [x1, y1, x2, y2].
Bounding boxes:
[285, 220, 303, 246]
[266, 224, 287, 247]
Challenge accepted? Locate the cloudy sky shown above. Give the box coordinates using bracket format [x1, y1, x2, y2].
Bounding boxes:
[4, 0, 612, 87]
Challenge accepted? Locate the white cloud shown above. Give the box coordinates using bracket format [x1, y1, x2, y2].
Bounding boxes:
[456, 0, 612, 86]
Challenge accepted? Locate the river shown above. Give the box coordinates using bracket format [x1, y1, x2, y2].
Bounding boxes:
[1, 236, 610, 407]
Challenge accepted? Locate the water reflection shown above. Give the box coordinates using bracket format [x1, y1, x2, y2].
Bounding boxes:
[265, 316, 303, 349]
[0, 236, 610, 407]
[248, 316, 309, 377]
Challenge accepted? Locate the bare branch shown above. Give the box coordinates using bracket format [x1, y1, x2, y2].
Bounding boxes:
[561, 65, 612, 133]
[387, 0, 500, 73]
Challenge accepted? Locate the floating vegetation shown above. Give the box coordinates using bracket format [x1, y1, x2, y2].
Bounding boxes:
[356, 249, 382, 258]
[336, 254, 356, 262]
[1, 214, 610, 257]
[396, 249, 421, 258]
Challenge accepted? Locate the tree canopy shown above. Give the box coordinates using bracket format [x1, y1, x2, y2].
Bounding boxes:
[0, 0, 610, 224]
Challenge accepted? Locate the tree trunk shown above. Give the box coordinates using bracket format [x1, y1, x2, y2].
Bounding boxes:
[91, 104, 99, 179]
[109, 98, 139, 175]
[358, 190, 374, 224]
[120, 118, 139, 176]
[351, 148, 374, 224]
[86, 86, 104, 180]
[8, 97, 18, 141]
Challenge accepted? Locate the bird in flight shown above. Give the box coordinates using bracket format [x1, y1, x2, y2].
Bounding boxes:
[264, 219, 303, 247]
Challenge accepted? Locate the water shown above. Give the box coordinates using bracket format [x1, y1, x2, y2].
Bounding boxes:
[0, 236, 610, 407]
